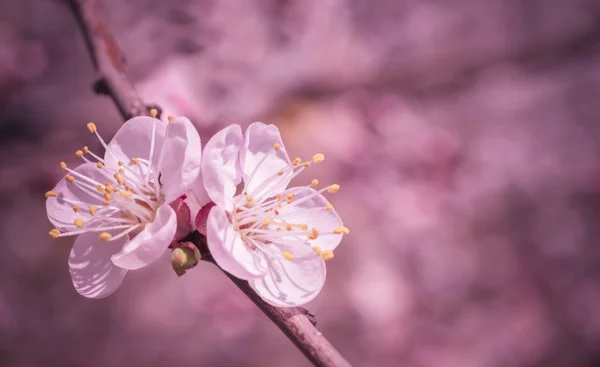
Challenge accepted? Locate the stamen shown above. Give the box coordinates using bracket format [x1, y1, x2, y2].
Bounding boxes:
[65, 175, 75, 183]
[311, 179, 319, 187]
[333, 226, 350, 235]
[118, 161, 124, 166]
[87, 122, 97, 133]
[282, 251, 294, 261]
[327, 184, 340, 193]
[49, 229, 60, 238]
[82, 146, 89, 153]
[75, 150, 84, 158]
[321, 250, 334, 261]
[307, 227, 320, 240]
[89, 206, 98, 215]
[99, 232, 112, 241]
[168, 115, 175, 121]
[326, 203, 334, 211]
[262, 217, 271, 228]
[292, 157, 302, 166]
[72, 205, 80, 212]
[60, 162, 67, 170]
[286, 193, 295, 200]
[273, 143, 281, 150]
[74, 219, 84, 228]
[303, 161, 311, 168]
[97, 162, 104, 168]
[120, 190, 132, 198]
[45, 191, 58, 198]
[312, 246, 321, 255]
[312, 153, 325, 163]
[130, 157, 139, 165]
[150, 108, 158, 117]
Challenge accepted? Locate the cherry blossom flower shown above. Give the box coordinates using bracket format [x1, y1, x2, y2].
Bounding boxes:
[201, 122, 349, 306]
[45, 112, 203, 298]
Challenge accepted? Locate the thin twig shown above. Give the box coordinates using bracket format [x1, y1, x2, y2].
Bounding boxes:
[67, 1, 352, 366]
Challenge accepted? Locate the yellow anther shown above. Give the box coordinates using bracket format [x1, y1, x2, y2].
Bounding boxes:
[246, 195, 253, 202]
[87, 122, 97, 133]
[262, 217, 271, 227]
[104, 193, 112, 201]
[282, 251, 294, 261]
[75, 150, 84, 158]
[120, 190, 132, 198]
[167, 115, 175, 121]
[312, 246, 322, 256]
[327, 184, 340, 193]
[276, 194, 282, 201]
[118, 161, 124, 166]
[60, 162, 67, 170]
[72, 205, 80, 212]
[326, 203, 334, 211]
[273, 142, 281, 150]
[89, 206, 98, 216]
[45, 191, 58, 198]
[321, 250, 334, 261]
[293, 157, 302, 166]
[303, 161, 311, 168]
[285, 224, 292, 231]
[82, 146, 89, 153]
[49, 229, 61, 239]
[97, 162, 104, 168]
[274, 209, 280, 215]
[74, 219, 84, 228]
[286, 193, 295, 200]
[150, 108, 158, 117]
[95, 185, 103, 192]
[307, 227, 320, 240]
[130, 157, 139, 165]
[277, 171, 284, 176]
[103, 200, 110, 206]
[276, 227, 282, 231]
[65, 175, 75, 183]
[311, 179, 319, 187]
[117, 176, 126, 185]
[119, 168, 125, 174]
[333, 226, 350, 235]
[99, 232, 112, 241]
[312, 153, 325, 163]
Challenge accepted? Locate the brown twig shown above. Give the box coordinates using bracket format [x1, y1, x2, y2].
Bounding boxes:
[67, 1, 352, 366]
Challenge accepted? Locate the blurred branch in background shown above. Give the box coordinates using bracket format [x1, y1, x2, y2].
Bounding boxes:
[66, 0, 351, 366]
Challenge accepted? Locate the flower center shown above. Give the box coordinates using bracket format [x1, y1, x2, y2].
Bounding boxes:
[47, 114, 165, 243]
[229, 143, 349, 262]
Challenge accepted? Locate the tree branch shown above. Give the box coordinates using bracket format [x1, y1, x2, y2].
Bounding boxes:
[67, 1, 352, 366]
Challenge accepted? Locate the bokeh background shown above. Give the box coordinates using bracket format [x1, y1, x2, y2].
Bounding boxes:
[2, 0, 600, 366]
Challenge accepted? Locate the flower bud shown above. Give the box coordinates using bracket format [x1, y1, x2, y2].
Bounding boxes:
[171, 242, 201, 277]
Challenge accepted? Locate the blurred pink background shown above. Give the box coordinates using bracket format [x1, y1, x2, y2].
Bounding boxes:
[2, 0, 600, 366]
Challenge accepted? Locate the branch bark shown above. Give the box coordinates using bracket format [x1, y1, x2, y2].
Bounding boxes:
[67, 1, 352, 366]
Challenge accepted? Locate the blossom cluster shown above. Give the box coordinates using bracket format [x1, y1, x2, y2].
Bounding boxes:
[45, 111, 348, 307]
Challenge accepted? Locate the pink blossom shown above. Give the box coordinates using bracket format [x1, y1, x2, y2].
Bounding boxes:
[45, 115, 203, 298]
[200, 122, 348, 307]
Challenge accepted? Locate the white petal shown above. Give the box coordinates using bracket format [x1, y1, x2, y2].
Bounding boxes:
[111, 205, 176, 270]
[239, 122, 292, 199]
[278, 187, 344, 251]
[46, 163, 107, 231]
[157, 116, 202, 204]
[201, 124, 243, 212]
[104, 116, 166, 173]
[69, 232, 128, 299]
[207, 205, 268, 279]
[249, 244, 326, 307]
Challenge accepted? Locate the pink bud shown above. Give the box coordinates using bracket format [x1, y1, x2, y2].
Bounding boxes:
[194, 201, 216, 236]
